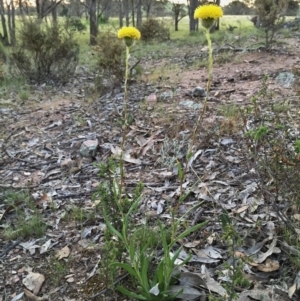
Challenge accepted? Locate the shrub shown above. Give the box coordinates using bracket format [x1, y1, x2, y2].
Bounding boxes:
[9, 19, 79, 84]
[253, 0, 288, 48]
[139, 18, 170, 42]
[94, 30, 125, 93]
[65, 16, 87, 33]
[223, 0, 253, 15]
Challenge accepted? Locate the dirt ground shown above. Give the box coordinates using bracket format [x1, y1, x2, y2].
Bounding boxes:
[1, 35, 300, 301]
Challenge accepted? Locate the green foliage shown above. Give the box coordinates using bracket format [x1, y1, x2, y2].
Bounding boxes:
[98, 15, 109, 24]
[254, 0, 287, 48]
[242, 76, 300, 246]
[295, 139, 300, 154]
[2, 189, 47, 239]
[18, 86, 30, 101]
[223, 0, 253, 15]
[139, 18, 171, 42]
[60, 5, 69, 17]
[47, 257, 69, 286]
[94, 159, 207, 300]
[94, 30, 126, 93]
[107, 204, 207, 301]
[65, 16, 87, 33]
[10, 18, 79, 84]
[246, 125, 269, 141]
[219, 211, 250, 300]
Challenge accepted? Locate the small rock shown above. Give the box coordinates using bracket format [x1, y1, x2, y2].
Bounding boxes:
[146, 93, 157, 103]
[61, 158, 74, 169]
[192, 86, 206, 98]
[180, 100, 202, 109]
[275, 72, 295, 88]
[160, 91, 173, 100]
[80, 139, 99, 158]
[220, 138, 236, 146]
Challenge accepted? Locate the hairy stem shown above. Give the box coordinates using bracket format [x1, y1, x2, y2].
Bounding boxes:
[178, 28, 213, 202]
[120, 46, 130, 189]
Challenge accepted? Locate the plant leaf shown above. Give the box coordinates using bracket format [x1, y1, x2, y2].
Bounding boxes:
[175, 221, 208, 241]
[117, 285, 148, 300]
[110, 262, 138, 279]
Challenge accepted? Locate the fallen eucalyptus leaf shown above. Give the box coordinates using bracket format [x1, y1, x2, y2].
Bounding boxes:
[55, 245, 70, 260]
[169, 285, 203, 300]
[149, 283, 160, 296]
[22, 272, 45, 295]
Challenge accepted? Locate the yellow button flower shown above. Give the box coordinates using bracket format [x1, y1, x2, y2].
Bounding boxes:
[117, 26, 141, 40]
[194, 4, 223, 20]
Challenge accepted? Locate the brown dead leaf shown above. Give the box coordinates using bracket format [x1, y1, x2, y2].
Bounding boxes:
[55, 245, 70, 260]
[256, 259, 279, 272]
[22, 272, 45, 295]
[233, 205, 249, 214]
[288, 271, 300, 298]
[35, 193, 51, 205]
[183, 241, 201, 248]
[235, 251, 258, 266]
[24, 289, 45, 301]
[110, 145, 142, 164]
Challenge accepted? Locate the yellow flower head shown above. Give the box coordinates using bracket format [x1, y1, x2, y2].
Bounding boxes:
[194, 4, 223, 20]
[117, 26, 141, 40]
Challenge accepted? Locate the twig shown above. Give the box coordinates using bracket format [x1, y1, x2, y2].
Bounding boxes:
[0, 238, 22, 258]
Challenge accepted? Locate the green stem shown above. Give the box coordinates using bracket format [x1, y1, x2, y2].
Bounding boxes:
[120, 46, 130, 189]
[178, 28, 213, 202]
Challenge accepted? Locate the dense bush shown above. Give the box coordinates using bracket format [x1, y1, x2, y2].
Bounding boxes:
[94, 30, 125, 93]
[253, 0, 287, 48]
[10, 19, 79, 84]
[65, 16, 87, 33]
[223, 0, 253, 15]
[139, 18, 170, 42]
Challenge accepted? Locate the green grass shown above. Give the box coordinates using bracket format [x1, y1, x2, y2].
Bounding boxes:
[2, 189, 47, 239]
[71, 15, 263, 65]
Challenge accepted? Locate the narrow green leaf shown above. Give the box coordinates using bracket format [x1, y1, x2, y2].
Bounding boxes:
[170, 246, 182, 266]
[141, 253, 150, 290]
[221, 210, 231, 229]
[175, 221, 208, 241]
[156, 260, 165, 286]
[110, 262, 138, 279]
[117, 285, 148, 300]
[129, 239, 136, 262]
[102, 210, 124, 242]
[176, 160, 183, 181]
[175, 201, 204, 227]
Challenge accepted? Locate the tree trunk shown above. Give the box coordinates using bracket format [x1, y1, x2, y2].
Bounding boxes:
[89, 0, 98, 45]
[118, 0, 123, 27]
[52, 1, 57, 25]
[0, 0, 10, 45]
[7, 0, 16, 45]
[124, 0, 129, 26]
[189, 0, 199, 32]
[131, 0, 135, 27]
[36, 0, 62, 21]
[18, 0, 24, 15]
[174, 5, 180, 31]
[136, 0, 142, 27]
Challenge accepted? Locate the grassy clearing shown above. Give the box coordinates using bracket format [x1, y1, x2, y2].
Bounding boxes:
[72, 15, 262, 65]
